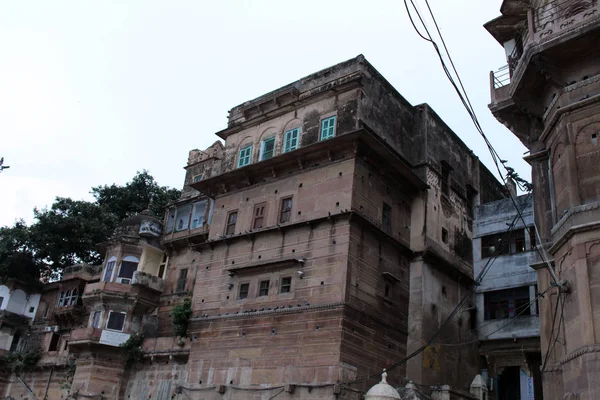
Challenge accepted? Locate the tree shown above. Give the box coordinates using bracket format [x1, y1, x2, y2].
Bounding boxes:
[92, 170, 180, 221]
[0, 171, 180, 277]
[30, 198, 118, 270]
[0, 221, 45, 285]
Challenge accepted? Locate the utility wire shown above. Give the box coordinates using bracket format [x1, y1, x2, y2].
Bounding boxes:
[541, 290, 565, 372]
[405, 0, 559, 285]
[343, 194, 535, 386]
[439, 285, 553, 347]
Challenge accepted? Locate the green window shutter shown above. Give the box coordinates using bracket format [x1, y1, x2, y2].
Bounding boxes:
[238, 145, 252, 167]
[320, 116, 336, 140]
[284, 128, 299, 153]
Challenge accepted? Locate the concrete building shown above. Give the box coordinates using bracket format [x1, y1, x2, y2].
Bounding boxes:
[485, 1, 600, 399]
[474, 195, 541, 400]
[3, 55, 505, 400]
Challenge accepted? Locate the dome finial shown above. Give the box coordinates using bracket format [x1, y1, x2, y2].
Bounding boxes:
[381, 369, 388, 384]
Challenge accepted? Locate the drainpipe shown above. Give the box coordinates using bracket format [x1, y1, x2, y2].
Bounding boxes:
[43, 367, 54, 400]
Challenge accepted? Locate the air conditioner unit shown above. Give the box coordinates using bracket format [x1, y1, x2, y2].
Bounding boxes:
[44, 326, 59, 332]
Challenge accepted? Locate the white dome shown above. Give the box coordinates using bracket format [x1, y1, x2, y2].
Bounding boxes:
[365, 371, 402, 400]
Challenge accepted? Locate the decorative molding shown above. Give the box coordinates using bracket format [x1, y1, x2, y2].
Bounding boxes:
[560, 344, 600, 365]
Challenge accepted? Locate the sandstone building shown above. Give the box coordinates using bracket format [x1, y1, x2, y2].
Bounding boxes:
[485, 1, 600, 399]
[3, 55, 505, 400]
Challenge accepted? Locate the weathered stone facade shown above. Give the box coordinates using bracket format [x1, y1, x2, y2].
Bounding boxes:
[485, 1, 600, 399]
[3, 56, 504, 400]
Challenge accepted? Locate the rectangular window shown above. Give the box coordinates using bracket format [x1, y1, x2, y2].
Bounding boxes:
[106, 311, 126, 331]
[259, 280, 270, 297]
[279, 197, 292, 223]
[193, 174, 203, 183]
[484, 286, 532, 320]
[280, 277, 292, 294]
[48, 333, 60, 352]
[481, 229, 529, 258]
[175, 204, 192, 232]
[118, 261, 138, 280]
[382, 203, 392, 231]
[225, 211, 238, 236]
[253, 203, 266, 229]
[529, 227, 536, 250]
[284, 128, 300, 152]
[514, 229, 526, 253]
[239, 283, 250, 299]
[481, 232, 510, 258]
[238, 145, 253, 168]
[176, 269, 188, 292]
[91, 311, 101, 328]
[166, 209, 176, 233]
[191, 200, 207, 229]
[67, 288, 78, 306]
[261, 137, 275, 160]
[320, 116, 336, 140]
[158, 254, 168, 279]
[103, 261, 115, 282]
[57, 291, 66, 307]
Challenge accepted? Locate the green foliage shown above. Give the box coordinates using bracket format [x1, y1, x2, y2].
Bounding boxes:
[120, 333, 144, 364]
[92, 170, 181, 222]
[5, 346, 42, 376]
[0, 171, 181, 278]
[0, 221, 46, 285]
[172, 298, 192, 338]
[31, 198, 119, 270]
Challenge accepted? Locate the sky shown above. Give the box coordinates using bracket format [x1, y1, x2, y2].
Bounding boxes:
[0, 0, 528, 228]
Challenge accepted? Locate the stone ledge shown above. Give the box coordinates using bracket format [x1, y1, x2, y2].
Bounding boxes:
[190, 301, 345, 322]
[560, 344, 600, 365]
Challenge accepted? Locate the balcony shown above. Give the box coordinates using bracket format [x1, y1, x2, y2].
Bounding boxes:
[62, 264, 102, 282]
[162, 224, 209, 246]
[69, 327, 131, 350]
[131, 271, 165, 292]
[52, 304, 85, 325]
[0, 310, 31, 327]
[479, 314, 540, 341]
[82, 279, 163, 312]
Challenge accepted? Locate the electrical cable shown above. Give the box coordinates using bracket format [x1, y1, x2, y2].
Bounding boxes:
[541, 290, 565, 372]
[438, 285, 553, 347]
[343, 194, 534, 386]
[404, 0, 559, 286]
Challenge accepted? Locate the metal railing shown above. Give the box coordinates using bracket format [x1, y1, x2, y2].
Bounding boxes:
[492, 65, 511, 89]
[535, 0, 599, 33]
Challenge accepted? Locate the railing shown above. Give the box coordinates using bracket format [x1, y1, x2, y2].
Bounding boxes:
[535, 0, 599, 39]
[492, 65, 511, 88]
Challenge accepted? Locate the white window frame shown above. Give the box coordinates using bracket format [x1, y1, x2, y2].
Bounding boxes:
[284, 128, 300, 152]
[106, 311, 126, 332]
[91, 310, 102, 328]
[103, 257, 117, 283]
[117, 256, 139, 284]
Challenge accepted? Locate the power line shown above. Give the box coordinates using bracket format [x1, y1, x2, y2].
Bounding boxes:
[343, 194, 535, 386]
[438, 285, 553, 347]
[404, 0, 560, 286]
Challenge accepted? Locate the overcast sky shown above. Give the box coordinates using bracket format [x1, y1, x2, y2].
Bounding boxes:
[0, 0, 526, 227]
